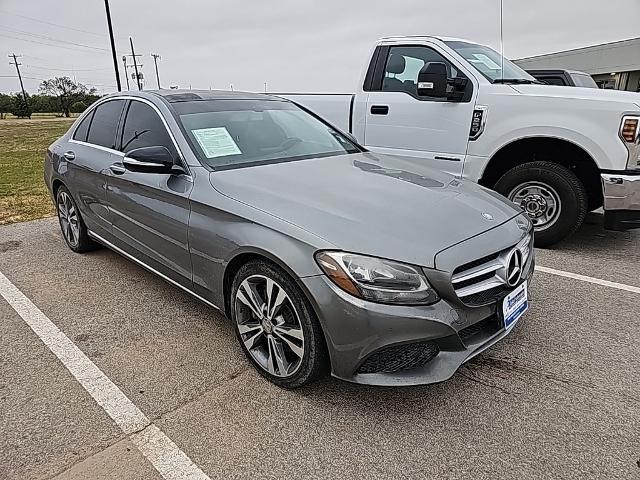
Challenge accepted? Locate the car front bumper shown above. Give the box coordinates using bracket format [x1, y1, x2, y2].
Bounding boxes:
[601, 172, 640, 230]
[301, 264, 533, 387]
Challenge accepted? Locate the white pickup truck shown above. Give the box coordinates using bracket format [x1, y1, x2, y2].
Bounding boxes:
[282, 36, 640, 246]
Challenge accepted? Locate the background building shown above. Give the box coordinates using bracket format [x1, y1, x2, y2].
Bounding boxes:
[514, 37, 640, 91]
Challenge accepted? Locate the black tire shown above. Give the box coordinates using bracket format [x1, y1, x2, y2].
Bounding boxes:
[494, 161, 587, 248]
[55, 185, 98, 253]
[230, 260, 328, 389]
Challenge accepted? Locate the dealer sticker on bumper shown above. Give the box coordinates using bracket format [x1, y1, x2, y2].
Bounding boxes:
[502, 281, 528, 330]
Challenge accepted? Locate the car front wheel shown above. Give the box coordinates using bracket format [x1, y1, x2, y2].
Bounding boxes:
[231, 260, 328, 389]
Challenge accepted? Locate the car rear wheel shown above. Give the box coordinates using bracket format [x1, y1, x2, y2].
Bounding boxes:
[231, 260, 328, 389]
[494, 161, 587, 247]
[55, 186, 98, 253]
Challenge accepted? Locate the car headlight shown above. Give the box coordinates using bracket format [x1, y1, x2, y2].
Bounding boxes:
[619, 115, 640, 169]
[315, 251, 440, 305]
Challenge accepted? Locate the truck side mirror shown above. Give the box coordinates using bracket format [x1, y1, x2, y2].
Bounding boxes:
[417, 62, 448, 98]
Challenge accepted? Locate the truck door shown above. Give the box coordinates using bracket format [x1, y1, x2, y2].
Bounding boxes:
[363, 44, 477, 177]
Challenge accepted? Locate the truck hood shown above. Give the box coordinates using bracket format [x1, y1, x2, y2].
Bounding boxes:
[209, 152, 521, 267]
[510, 84, 640, 108]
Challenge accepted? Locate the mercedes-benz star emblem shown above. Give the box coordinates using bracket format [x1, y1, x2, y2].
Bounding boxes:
[505, 249, 523, 287]
[482, 212, 494, 220]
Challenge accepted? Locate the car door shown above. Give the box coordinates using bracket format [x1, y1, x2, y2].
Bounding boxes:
[363, 44, 477, 177]
[105, 98, 193, 288]
[66, 99, 126, 238]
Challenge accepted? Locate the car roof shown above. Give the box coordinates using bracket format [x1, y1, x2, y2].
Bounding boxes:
[103, 89, 282, 103]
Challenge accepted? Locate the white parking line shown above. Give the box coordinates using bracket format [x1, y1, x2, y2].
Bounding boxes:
[0, 271, 211, 480]
[536, 265, 640, 294]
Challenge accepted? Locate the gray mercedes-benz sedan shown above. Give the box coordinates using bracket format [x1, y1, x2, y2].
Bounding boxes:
[45, 90, 534, 388]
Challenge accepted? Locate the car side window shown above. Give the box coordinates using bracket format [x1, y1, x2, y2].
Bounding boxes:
[381, 45, 462, 96]
[120, 100, 176, 156]
[86, 100, 126, 149]
[72, 110, 94, 142]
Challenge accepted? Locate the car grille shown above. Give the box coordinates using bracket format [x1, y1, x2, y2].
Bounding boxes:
[458, 315, 501, 345]
[451, 232, 532, 307]
[357, 341, 440, 374]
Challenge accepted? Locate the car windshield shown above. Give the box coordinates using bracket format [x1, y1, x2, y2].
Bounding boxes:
[173, 99, 360, 169]
[445, 40, 537, 83]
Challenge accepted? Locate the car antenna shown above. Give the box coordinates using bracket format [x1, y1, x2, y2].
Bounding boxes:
[500, 0, 504, 83]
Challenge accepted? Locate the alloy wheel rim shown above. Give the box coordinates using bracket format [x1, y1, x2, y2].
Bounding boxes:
[57, 192, 80, 247]
[234, 274, 305, 378]
[508, 181, 561, 231]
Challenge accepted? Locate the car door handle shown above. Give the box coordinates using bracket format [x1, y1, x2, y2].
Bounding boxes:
[109, 163, 126, 175]
[63, 151, 75, 161]
[370, 105, 389, 115]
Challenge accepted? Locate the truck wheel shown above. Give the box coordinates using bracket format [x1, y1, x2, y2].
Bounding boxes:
[494, 161, 587, 247]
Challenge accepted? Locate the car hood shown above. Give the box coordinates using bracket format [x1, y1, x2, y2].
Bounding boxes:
[209, 152, 521, 267]
[511, 84, 640, 108]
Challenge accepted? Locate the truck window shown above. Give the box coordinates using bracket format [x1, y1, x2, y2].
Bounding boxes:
[540, 76, 567, 86]
[380, 46, 461, 97]
[571, 73, 598, 88]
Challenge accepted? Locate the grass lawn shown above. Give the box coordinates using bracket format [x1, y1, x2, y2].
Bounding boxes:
[0, 118, 75, 224]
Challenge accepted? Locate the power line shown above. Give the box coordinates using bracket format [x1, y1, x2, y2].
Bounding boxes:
[23, 64, 111, 72]
[0, 32, 115, 54]
[0, 8, 120, 40]
[0, 74, 45, 80]
[0, 25, 124, 53]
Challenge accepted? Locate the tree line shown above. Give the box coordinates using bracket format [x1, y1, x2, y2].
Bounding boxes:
[0, 76, 101, 119]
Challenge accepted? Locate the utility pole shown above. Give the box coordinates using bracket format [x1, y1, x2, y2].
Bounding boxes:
[122, 55, 130, 90]
[103, 0, 121, 91]
[151, 53, 161, 89]
[8, 53, 29, 113]
[128, 37, 143, 90]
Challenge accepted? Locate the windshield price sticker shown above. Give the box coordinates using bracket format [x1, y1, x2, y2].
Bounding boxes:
[192, 127, 242, 158]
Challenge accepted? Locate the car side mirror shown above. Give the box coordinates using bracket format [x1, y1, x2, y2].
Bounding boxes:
[417, 62, 448, 98]
[123, 146, 176, 174]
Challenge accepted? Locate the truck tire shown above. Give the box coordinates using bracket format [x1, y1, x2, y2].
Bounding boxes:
[494, 161, 587, 247]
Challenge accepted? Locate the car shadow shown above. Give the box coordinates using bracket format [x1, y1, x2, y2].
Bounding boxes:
[540, 212, 639, 252]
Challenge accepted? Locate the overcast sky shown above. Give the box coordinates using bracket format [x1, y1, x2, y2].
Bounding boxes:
[1, 0, 639, 95]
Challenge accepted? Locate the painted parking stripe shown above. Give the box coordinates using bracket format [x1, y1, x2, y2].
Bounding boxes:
[0, 270, 211, 480]
[536, 265, 640, 294]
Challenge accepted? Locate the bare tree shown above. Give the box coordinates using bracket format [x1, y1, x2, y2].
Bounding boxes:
[39, 77, 97, 118]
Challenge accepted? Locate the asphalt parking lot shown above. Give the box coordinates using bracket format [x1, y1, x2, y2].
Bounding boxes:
[1, 213, 639, 480]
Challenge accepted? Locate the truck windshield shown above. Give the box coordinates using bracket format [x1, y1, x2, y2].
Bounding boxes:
[445, 41, 537, 84]
[173, 99, 360, 170]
